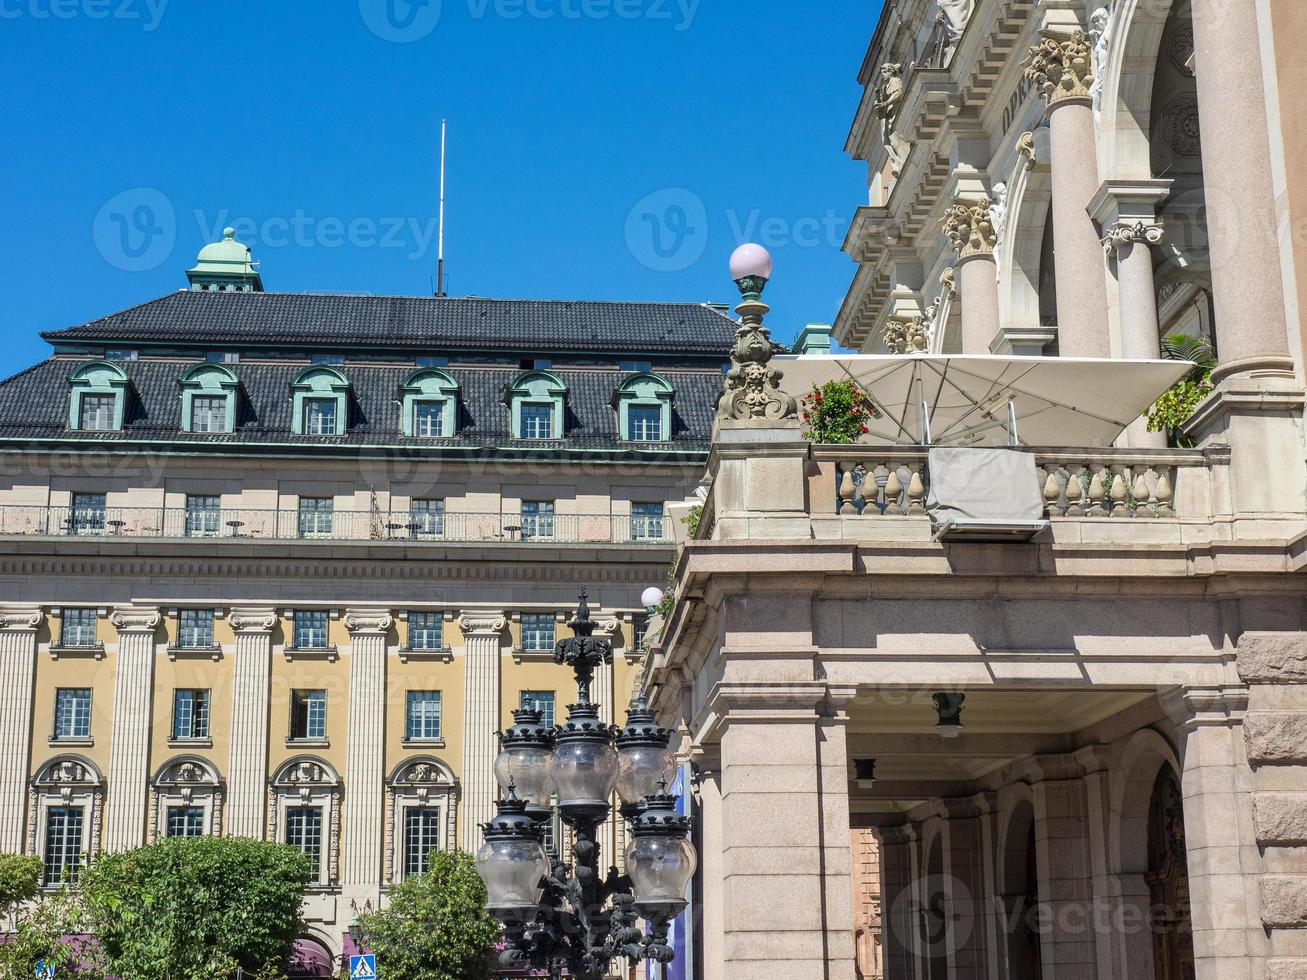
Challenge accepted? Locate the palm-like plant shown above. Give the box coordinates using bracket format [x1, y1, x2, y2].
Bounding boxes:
[1146, 332, 1217, 447]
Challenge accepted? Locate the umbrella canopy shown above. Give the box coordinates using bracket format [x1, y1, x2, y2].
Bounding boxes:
[774, 354, 1193, 448]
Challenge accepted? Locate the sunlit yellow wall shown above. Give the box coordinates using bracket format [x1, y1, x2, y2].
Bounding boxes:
[31, 612, 117, 778]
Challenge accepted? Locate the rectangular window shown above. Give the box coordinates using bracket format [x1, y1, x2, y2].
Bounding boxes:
[190, 396, 229, 433]
[520, 614, 555, 653]
[60, 609, 98, 648]
[285, 807, 323, 881]
[619, 360, 653, 374]
[630, 502, 666, 541]
[207, 352, 240, 365]
[185, 495, 221, 537]
[298, 498, 334, 538]
[311, 354, 345, 366]
[413, 401, 444, 438]
[415, 356, 448, 369]
[166, 806, 205, 838]
[293, 610, 329, 650]
[291, 690, 327, 740]
[177, 609, 215, 648]
[411, 499, 445, 538]
[43, 807, 84, 885]
[70, 493, 106, 535]
[172, 689, 210, 740]
[54, 689, 92, 740]
[520, 404, 554, 440]
[628, 405, 663, 442]
[79, 394, 117, 431]
[634, 616, 650, 653]
[521, 500, 555, 541]
[408, 612, 444, 651]
[105, 349, 138, 361]
[303, 398, 338, 436]
[520, 691, 555, 729]
[405, 691, 442, 741]
[403, 807, 442, 877]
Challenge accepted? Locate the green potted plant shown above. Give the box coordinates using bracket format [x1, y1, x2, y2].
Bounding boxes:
[1145, 333, 1217, 448]
[800, 381, 875, 444]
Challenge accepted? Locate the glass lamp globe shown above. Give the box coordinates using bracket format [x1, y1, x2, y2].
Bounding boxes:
[494, 705, 555, 807]
[551, 731, 619, 816]
[625, 792, 697, 920]
[641, 586, 665, 610]
[477, 792, 550, 923]
[728, 242, 773, 282]
[615, 692, 676, 808]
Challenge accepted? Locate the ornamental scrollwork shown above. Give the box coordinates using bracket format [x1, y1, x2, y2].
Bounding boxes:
[458, 614, 507, 637]
[0, 607, 42, 631]
[1102, 221, 1164, 257]
[228, 607, 277, 633]
[344, 609, 393, 634]
[717, 285, 797, 423]
[110, 606, 161, 633]
[1026, 30, 1095, 104]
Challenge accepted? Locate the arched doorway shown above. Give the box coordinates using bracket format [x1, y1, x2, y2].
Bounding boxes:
[1000, 800, 1043, 980]
[287, 936, 337, 979]
[1146, 766, 1196, 980]
[922, 833, 949, 980]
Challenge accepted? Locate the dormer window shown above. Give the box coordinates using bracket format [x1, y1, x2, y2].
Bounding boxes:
[399, 369, 459, 438]
[67, 361, 129, 432]
[505, 371, 567, 440]
[613, 373, 674, 443]
[179, 364, 239, 434]
[290, 367, 351, 437]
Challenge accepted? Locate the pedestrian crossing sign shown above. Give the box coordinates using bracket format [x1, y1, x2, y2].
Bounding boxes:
[349, 954, 377, 978]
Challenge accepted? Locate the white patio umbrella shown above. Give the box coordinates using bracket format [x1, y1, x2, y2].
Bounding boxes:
[774, 354, 1194, 448]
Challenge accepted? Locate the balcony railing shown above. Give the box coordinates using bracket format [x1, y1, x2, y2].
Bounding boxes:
[0, 506, 674, 545]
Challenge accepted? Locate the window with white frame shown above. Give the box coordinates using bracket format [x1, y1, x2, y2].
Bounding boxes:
[291, 690, 327, 740]
[630, 502, 666, 541]
[520, 614, 555, 652]
[207, 352, 240, 364]
[43, 807, 84, 885]
[54, 689, 92, 740]
[286, 806, 324, 882]
[190, 396, 229, 433]
[151, 758, 222, 841]
[185, 495, 221, 537]
[166, 806, 205, 838]
[269, 759, 339, 886]
[521, 500, 555, 541]
[70, 493, 106, 535]
[303, 398, 338, 436]
[60, 608, 98, 648]
[172, 689, 210, 740]
[78, 393, 117, 431]
[411, 499, 445, 538]
[413, 400, 445, 437]
[520, 690, 555, 729]
[405, 691, 442, 741]
[403, 808, 442, 876]
[293, 611, 329, 650]
[408, 612, 444, 650]
[628, 405, 663, 441]
[177, 609, 215, 648]
[520, 403, 554, 440]
[33, 759, 103, 884]
[298, 498, 333, 538]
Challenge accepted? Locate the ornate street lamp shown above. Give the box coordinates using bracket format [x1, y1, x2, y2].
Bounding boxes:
[479, 589, 697, 980]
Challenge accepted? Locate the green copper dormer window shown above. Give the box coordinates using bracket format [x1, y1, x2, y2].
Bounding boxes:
[179, 364, 239, 434]
[613, 373, 674, 442]
[67, 361, 128, 432]
[505, 371, 567, 440]
[290, 367, 350, 436]
[399, 369, 459, 438]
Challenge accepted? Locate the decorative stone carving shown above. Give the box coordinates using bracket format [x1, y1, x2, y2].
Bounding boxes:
[938, 0, 974, 36]
[0, 606, 41, 630]
[1026, 30, 1095, 104]
[1102, 220, 1164, 257]
[228, 607, 277, 632]
[718, 287, 797, 423]
[1088, 6, 1113, 112]
[883, 317, 929, 354]
[1017, 131, 1038, 169]
[344, 609, 393, 634]
[942, 199, 999, 259]
[458, 614, 506, 637]
[1158, 93, 1201, 157]
[990, 182, 1010, 273]
[110, 606, 161, 633]
[873, 63, 911, 177]
[940, 267, 956, 294]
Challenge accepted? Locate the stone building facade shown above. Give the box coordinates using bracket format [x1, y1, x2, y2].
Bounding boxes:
[648, 1, 1307, 979]
[0, 235, 740, 971]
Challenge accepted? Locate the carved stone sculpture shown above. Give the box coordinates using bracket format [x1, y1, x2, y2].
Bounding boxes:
[1102, 220, 1164, 256]
[942, 199, 999, 259]
[1026, 30, 1095, 104]
[717, 279, 797, 422]
[883, 317, 929, 355]
[873, 63, 912, 177]
[1088, 6, 1113, 111]
[1017, 131, 1038, 170]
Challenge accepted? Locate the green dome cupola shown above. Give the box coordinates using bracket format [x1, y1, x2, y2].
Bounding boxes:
[186, 227, 264, 292]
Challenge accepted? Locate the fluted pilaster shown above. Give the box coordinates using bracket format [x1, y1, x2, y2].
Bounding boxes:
[226, 606, 277, 839]
[343, 609, 391, 889]
[459, 613, 505, 851]
[0, 607, 41, 852]
[104, 606, 161, 850]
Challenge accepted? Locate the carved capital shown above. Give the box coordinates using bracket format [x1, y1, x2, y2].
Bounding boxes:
[0, 606, 42, 632]
[883, 316, 929, 355]
[1026, 30, 1094, 104]
[228, 606, 278, 633]
[344, 608, 393, 634]
[1102, 220, 1164, 256]
[110, 605, 161, 633]
[458, 613, 506, 638]
[942, 199, 998, 259]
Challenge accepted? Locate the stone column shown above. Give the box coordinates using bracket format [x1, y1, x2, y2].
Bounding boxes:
[1030, 775, 1100, 978]
[342, 609, 392, 898]
[1163, 688, 1266, 980]
[1027, 30, 1111, 357]
[226, 606, 277, 839]
[941, 797, 995, 980]
[104, 606, 162, 850]
[943, 198, 1001, 354]
[459, 613, 505, 852]
[693, 752, 724, 980]
[0, 607, 41, 853]
[717, 700, 855, 979]
[879, 826, 916, 980]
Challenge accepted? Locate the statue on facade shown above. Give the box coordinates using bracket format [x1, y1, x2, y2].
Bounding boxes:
[989, 182, 1010, 275]
[873, 63, 911, 177]
[718, 244, 798, 422]
[1088, 6, 1114, 112]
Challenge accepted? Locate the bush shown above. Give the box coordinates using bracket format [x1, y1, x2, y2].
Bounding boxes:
[0, 885, 98, 980]
[78, 836, 312, 980]
[1145, 333, 1217, 448]
[0, 854, 42, 910]
[354, 851, 500, 980]
[800, 381, 874, 444]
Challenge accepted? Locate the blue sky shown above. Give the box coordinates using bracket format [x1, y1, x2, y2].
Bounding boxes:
[0, 0, 876, 370]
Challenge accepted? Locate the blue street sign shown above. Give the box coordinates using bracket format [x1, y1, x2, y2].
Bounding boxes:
[35, 962, 56, 980]
[349, 954, 377, 979]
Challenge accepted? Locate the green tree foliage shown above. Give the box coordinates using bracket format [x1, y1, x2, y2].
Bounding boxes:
[800, 381, 874, 444]
[78, 836, 312, 980]
[0, 885, 99, 980]
[1146, 333, 1217, 447]
[0, 854, 42, 910]
[354, 850, 500, 980]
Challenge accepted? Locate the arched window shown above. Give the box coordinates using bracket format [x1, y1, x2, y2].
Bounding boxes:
[612, 373, 675, 442]
[179, 364, 239, 434]
[268, 757, 341, 886]
[504, 371, 567, 440]
[385, 757, 457, 882]
[30, 756, 105, 886]
[291, 367, 350, 437]
[67, 361, 128, 432]
[150, 756, 223, 840]
[399, 368, 459, 438]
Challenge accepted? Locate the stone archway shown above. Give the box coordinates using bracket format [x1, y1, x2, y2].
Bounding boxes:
[922, 832, 948, 980]
[1146, 766, 1196, 980]
[999, 797, 1043, 980]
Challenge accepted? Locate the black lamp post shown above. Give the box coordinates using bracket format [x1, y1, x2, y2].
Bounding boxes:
[478, 589, 696, 980]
